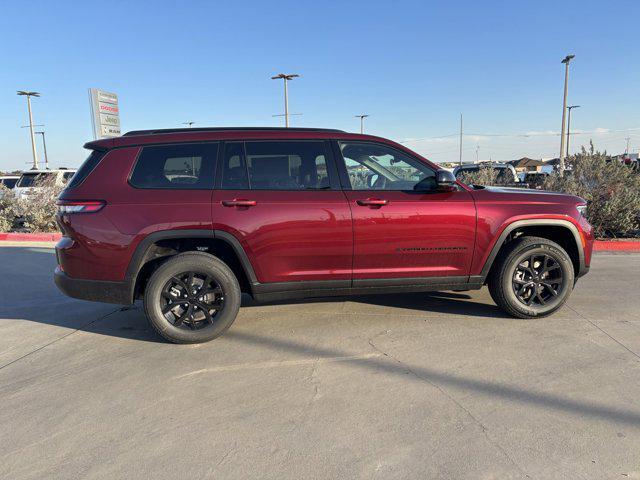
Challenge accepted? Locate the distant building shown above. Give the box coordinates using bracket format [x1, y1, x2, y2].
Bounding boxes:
[508, 157, 547, 173]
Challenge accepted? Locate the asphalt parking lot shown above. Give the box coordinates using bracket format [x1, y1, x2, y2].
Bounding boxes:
[1, 247, 639, 479]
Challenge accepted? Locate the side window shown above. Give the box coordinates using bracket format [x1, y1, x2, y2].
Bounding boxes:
[221, 141, 331, 190]
[221, 142, 249, 189]
[130, 143, 217, 189]
[339, 142, 436, 191]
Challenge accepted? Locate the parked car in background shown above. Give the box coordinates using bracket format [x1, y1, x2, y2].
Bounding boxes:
[453, 163, 527, 187]
[14, 168, 77, 199]
[522, 171, 549, 189]
[54, 127, 593, 344]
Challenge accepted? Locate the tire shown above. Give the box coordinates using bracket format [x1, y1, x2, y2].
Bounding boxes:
[487, 236, 574, 319]
[143, 252, 241, 344]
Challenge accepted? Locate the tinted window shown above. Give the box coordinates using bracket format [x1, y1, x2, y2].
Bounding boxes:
[1, 178, 18, 188]
[221, 142, 249, 189]
[130, 143, 218, 189]
[17, 172, 54, 187]
[339, 142, 436, 191]
[221, 141, 330, 190]
[66, 150, 105, 189]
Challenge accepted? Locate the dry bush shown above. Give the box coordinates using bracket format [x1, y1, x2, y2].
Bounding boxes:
[457, 166, 510, 186]
[0, 185, 17, 232]
[13, 175, 65, 232]
[544, 146, 640, 237]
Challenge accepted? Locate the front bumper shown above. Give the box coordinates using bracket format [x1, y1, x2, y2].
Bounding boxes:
[54, 267, 133, 305]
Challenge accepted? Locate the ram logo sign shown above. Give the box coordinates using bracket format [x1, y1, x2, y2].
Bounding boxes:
[89, 88, 121, 139]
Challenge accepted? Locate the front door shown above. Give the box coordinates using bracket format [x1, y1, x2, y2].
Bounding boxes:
[335, 140, 476, 282]
[211, 140, 352, 286]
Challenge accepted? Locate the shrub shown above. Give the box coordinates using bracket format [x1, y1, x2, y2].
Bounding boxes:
[0, 185, 19, 232]
[456, 165, 513, 186]
[543, 146, 640, 238]
[12, 175, 64, 232]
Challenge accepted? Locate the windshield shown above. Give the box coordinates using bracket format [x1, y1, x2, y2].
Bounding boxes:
[16, 172, 53, 187]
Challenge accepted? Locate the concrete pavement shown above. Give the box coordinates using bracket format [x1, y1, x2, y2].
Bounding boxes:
[0, 247, 639, 479]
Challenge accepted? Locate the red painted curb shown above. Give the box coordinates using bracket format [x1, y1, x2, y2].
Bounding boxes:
[0, 232, 62, 242]
[594, 240, 640, 252]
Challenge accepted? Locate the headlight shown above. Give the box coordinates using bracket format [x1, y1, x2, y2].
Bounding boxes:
[576, 204, 587, 217]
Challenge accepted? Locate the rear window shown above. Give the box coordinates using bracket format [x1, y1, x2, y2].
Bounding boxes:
[1, 178, 18, 188]
[17, 172, 54, 187]
[129, 143, 218, 189]
[66, 150, 105, 189]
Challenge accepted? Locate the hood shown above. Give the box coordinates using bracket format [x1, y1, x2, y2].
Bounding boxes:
[470, 185, 586, 205]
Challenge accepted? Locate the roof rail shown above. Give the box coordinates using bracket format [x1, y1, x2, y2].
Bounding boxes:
[123, 127, 346, 137]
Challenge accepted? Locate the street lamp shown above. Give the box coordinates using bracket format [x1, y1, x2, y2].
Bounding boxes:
[17, 90, 41, 170]
[35, 131, 50, 170]
[271, 73, 299, 127]
[355, 114, 369, 134]
[566, 105, 580, 158]
[558, 55, 575, 173]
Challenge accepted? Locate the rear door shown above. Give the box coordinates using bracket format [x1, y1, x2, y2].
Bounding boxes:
[334, 140, 476, 282]
[211, 140, 352, 286]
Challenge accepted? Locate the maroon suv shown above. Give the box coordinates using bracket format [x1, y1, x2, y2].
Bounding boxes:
[55, 127, 593, 343]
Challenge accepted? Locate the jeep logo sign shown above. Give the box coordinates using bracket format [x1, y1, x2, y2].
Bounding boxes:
[89, 88, 121, 139]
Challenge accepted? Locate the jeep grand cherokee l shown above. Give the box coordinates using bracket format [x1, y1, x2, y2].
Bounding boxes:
[54, 127, 593, 343]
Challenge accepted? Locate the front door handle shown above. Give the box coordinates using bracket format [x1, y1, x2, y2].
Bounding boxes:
[356, 198, 389, 207]
[222, 199, 257, 207]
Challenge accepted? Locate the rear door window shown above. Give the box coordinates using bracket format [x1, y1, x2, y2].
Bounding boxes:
[220, 141, 331, 190]
[129, 143, 218, 189]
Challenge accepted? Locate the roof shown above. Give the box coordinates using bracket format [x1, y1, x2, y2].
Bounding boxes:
[85, 127, 388, 152]
[510, 157, 546, 167]
[123, 127, 345, 137]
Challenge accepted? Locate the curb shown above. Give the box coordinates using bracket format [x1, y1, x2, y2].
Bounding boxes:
[0, 232, 62, 242]
[594, 240, 640, 252]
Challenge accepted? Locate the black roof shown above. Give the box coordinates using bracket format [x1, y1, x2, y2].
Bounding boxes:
[123, 127, 346, 137]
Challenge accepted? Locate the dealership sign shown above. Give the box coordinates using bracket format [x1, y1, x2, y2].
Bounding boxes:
[89, 88, 121, 138]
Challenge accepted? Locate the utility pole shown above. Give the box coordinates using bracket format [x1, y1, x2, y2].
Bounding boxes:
[271, 73, 299, 127]
[625, 137, 631, 155]
[475, 144, 479, 163]
[17, 91, 41, 170]
[182, 121, 195, 128]
[566, 105, 580, 158]
[459, 113, 463, 166]
[355, 114, 369, 134]
[559, 55, 575, 174]
[35, 131, 49, 169]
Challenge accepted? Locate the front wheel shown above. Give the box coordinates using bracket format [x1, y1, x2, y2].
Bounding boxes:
[488, 236, 575, 318]
[143, 252, 241, 343]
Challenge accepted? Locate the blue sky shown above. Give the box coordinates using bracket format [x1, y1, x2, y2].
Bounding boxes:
[1, 0, 638, 171]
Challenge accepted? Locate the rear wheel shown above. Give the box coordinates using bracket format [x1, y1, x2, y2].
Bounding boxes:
[488, 236, 574, 318]
[143, 252, 241, 343]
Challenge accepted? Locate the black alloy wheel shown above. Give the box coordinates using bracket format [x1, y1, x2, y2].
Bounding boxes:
[512, 253, 563, 307]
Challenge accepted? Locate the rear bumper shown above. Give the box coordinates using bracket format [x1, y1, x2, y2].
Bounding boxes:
[54, 267, 133, 305]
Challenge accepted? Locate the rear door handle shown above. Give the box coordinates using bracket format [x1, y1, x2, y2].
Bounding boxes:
[222, 199, 257, 207]
[356, 198, 389, 207]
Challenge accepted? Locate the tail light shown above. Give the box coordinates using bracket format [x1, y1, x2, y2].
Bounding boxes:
[57, 200, 105, 214]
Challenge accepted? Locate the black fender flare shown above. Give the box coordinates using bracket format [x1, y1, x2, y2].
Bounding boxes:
[124, 229, 258, 302]
[476, 219, 587, 282]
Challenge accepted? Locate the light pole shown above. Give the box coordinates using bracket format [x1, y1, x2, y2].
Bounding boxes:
[558, 55, 575, 174]
[459, 113, 463, 166]
[35, 131, 49, 170]
[17, 90, 41, 170]
[566, 105, 580, 158]
[271, 73, 299, 127]
[355, 114, 369, 134]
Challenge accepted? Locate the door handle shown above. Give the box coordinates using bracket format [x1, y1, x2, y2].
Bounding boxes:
[356, 198, 389, 207]
[222, 199, 257, 207]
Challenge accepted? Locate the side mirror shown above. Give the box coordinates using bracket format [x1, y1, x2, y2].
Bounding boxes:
[436, 170, 457, 192]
